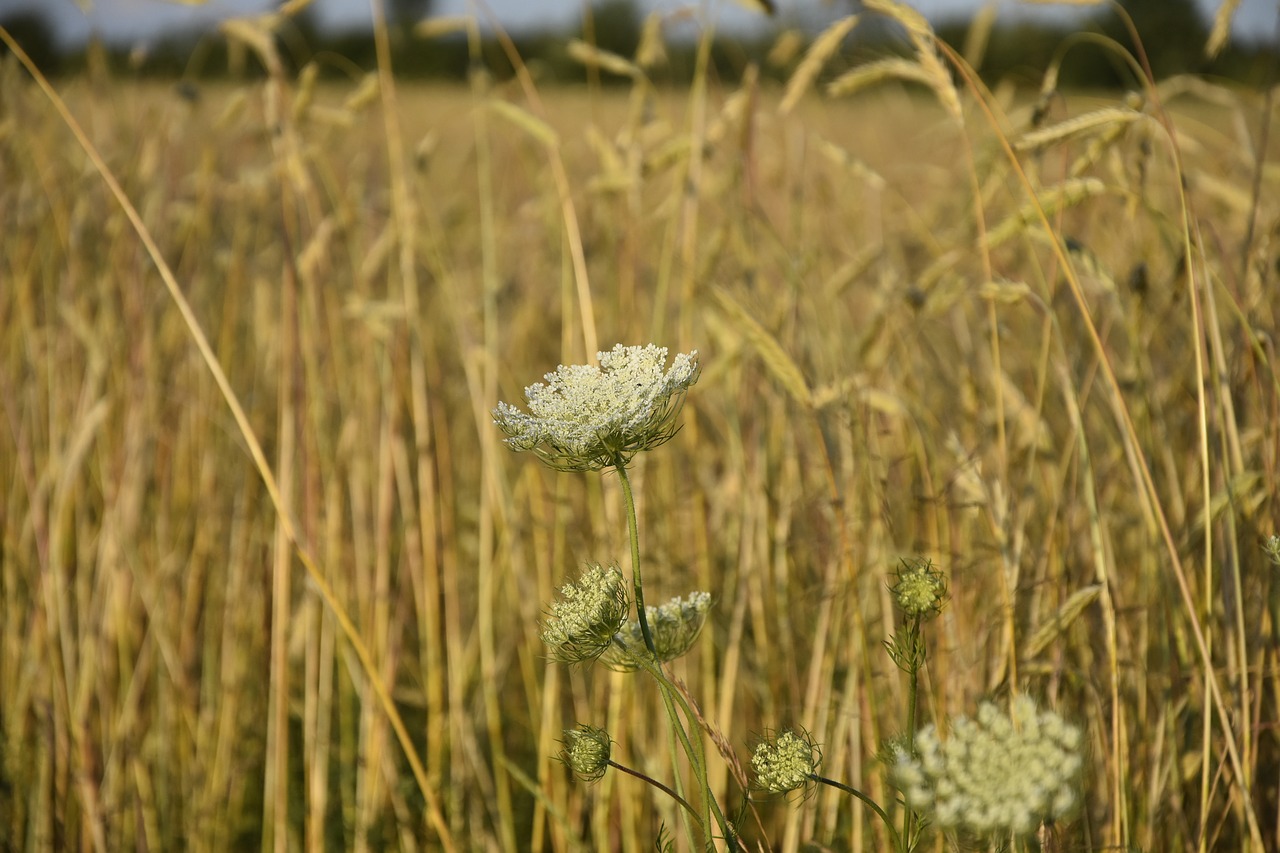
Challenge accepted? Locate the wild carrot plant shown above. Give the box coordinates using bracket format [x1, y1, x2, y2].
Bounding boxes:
[495, 344, 738, 849]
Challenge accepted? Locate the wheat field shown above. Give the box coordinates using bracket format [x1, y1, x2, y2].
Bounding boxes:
[2, 7, 1279, 851]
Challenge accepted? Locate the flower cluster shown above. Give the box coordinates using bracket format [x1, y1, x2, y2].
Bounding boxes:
[751, 729, 820, 795]
[890, 695, 1083, 838]
[492, 344, 699, 471]
[890, 557, 947, 618]
[540, 564, 630, 664]
[601, 591, 712, 671]
[559, 725, 613, 782]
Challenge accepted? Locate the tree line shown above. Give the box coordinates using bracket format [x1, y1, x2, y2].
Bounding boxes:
[2, 0, 1275, 89]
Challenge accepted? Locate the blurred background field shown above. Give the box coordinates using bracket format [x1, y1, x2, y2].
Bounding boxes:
[2, 2, 1280, 850]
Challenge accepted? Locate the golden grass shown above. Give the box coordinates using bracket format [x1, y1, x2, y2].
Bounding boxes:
[1, 13, 1279, 851]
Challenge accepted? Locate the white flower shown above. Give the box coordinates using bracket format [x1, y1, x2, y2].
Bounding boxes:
[493, 344, 698, 471]
[540, 564, 630, 664]
[600, 591, 711, 671]
[889, 695, 1083, 839]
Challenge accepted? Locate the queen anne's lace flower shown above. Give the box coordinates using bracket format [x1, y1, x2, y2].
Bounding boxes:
[493, 344, 699, 471]
[890, 557, 947, 618]
[600, 591, 711, 671]
[890, 695, 1083, 838]
[559, 725, 612, 782]
[752, 729, 820, 794]
[540, 564, 630, 664]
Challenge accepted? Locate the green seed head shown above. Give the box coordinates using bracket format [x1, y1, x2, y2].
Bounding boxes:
[890, 557, 948, 618]
[751, 729, 820, 795]
[559, 725, 612, 782]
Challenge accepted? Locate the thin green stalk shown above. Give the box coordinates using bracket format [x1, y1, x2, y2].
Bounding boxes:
[633, 653, 737, 849]
[902, 616, 921, 850]
[608, 760, 702, 827]
[612, 461, 735, 848]
[612, 463, 704, 846]
[614, 463, 657, 656]
[812, 774, 903, 851]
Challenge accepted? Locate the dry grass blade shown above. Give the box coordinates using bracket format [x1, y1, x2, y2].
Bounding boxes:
[413, 15, 475, 39]
[342, 72, 380, 113]
[567, 38, 643, 79]
[861, 0, 931, 43]
[964, 2, 998, 69]
[220, 18, 280, 73]
[977, 278, 1033, 304]
[767, 29, 805, 67]
[636, 12, 667, 69]
[917, 45, 963, 120]
[864, 0, 962, 121]
[779, 14, 859, 115]
[1015, 107, 1148, 152]
[826, 57, 936, 99]
[489, 99, 560, 148]
[711, 288, 812, 408]
[985, 178, 1109, 247]
[1023, 585, 1103, 660]
[1205, 0, 1242, 58]
[815, 137, 886, 189]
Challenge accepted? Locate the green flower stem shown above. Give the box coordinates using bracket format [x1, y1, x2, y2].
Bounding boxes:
[614, 462, 657, 656]
[607, 760, 702, 828]
[812, 774, 903, 852]
[632, 653, 709, 844]
[902, 616, 921, 850]
[633, 653, 739, 849]
[612, 461, 735, 848]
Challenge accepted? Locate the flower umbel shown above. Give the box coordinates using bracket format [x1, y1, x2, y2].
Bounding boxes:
[559, 725, 612, 782]
[890, 557, 947, 618]
[600, 591, 712, 671]
[493, 344, 699, 471]
[540, 564, 630, 664]
[752, 729, 820, 795]
[890, 695, 1083, 838]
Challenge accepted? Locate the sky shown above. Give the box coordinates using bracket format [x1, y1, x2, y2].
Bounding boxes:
[3, 0, 1277, 52]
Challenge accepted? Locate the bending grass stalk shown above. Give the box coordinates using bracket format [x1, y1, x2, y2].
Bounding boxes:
[0, 31, 457, 853]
